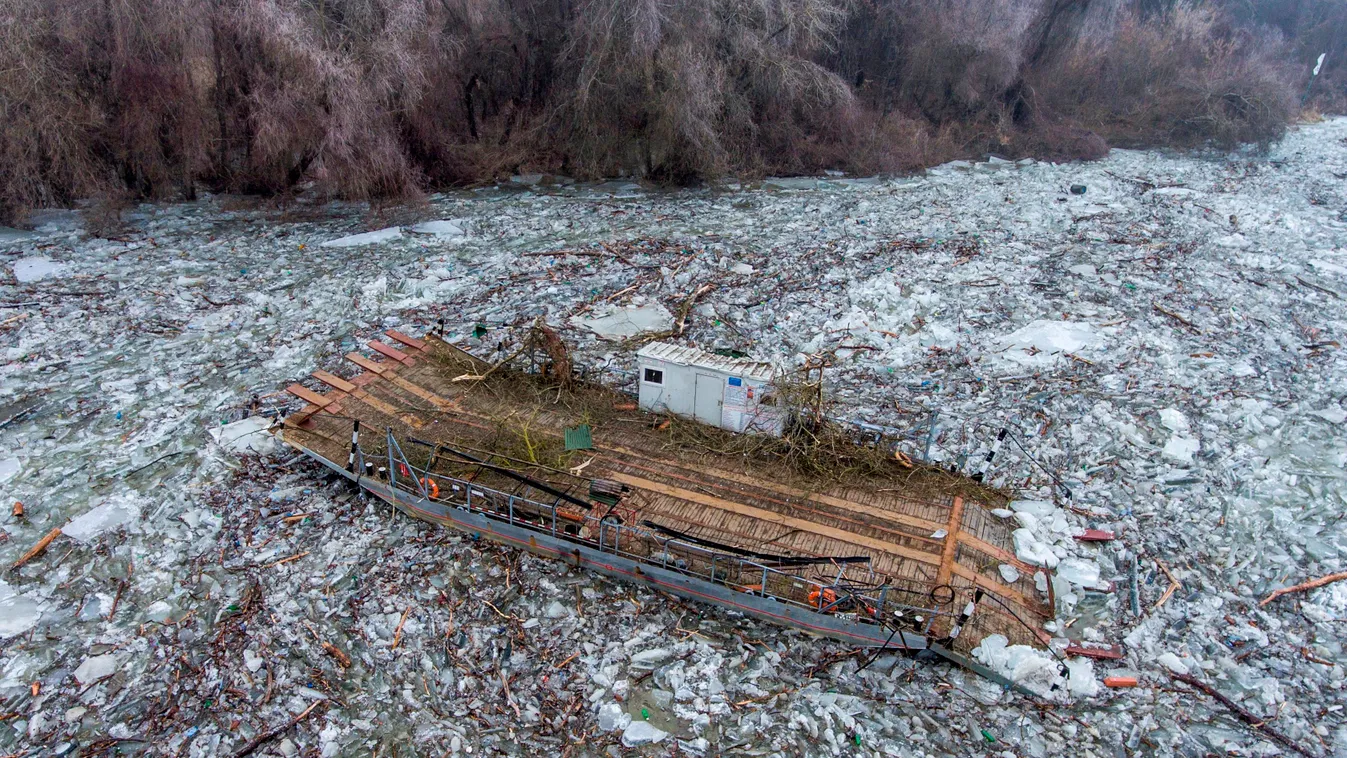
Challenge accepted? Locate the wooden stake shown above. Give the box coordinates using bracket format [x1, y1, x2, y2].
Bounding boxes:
[11, 527, 61, 571]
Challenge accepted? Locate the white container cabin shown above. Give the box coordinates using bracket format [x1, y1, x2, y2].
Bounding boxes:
[635, 342, 785, 436]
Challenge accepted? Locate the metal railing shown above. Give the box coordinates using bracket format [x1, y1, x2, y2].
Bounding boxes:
[351, 428, 957, 635]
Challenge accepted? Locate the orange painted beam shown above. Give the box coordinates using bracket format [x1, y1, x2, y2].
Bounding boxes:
[368, 340, 410, 363]
[312, 370, 356, 393]
[345, 352, 385, 374]
[386, 330, 426, 351]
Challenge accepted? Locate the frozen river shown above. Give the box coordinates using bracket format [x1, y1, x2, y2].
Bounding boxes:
[1, 118, 1344, 756]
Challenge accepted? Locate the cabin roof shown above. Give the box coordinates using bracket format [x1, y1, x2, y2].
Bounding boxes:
[637, 341, 776, 382]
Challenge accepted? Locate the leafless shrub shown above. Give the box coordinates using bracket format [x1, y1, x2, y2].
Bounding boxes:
[0, 0, 1319, 223]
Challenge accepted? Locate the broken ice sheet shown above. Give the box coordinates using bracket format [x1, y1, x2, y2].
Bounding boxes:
[320, 227, 403, 247]
[62, 497, 140, 542]
[11, 256, 70, 283]
[994, 320, 1101, 370]
[572, 303, 673, 340]
[0, 580, 41, 637]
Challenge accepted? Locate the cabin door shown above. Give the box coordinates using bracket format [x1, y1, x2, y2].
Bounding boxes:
[693, 373, 723, 426]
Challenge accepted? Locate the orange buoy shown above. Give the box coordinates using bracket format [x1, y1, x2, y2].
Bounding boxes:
[420, 477, 439, 499]
[398, 463, 411, 478]
[1104, 676, 1139, 688]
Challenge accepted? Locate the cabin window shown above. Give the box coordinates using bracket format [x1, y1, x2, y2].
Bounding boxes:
[643, 367, 664, 384]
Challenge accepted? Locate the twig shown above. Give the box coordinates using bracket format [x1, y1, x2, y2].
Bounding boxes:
[391, 607, 411, 650]
[230, 699, 325, 758]
[1295, 276, 1342, 300]
[1260, 571, 1347, 607]
[263, 551, 309, 569]
[10, 527, 62, 571]
[1153, 303, 1198, 332]
[1170, 673, 1317, 758]
[1153, 558, 1182, 610]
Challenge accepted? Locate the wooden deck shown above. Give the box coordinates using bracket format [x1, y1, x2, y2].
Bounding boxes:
[280, 330, 1052, 649]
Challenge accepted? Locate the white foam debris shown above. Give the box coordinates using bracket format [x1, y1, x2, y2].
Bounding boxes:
[11, 256, 70, 283]
[62, 497, 140, 542]
[572, 303, 674, 340]
[320, 227, 403, 247]
[73, 655, 119, 685]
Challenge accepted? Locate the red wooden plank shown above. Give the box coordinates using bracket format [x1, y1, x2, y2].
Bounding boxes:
[1075, 529, 1116, 542]
[386, 330, 426, 351]
[286, 384, 331, 408]
[368, 340, 409, 363]
[345, 352, 385, 374]
[1065, 643, 1125, 660]
[312, 370, 355, 393]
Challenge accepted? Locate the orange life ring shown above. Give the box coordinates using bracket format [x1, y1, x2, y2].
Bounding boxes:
[420, 477, 439, 499]
[808, 588, 838, 609]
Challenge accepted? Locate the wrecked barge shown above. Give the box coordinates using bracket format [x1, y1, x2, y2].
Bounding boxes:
[277, 327, 1054, 688]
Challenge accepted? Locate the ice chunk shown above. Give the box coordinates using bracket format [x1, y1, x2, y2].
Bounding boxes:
[1068, 264, 1097, 277]
[244, 649, 263, 673]
[731, 262, 755, 275]
[544, 601, 569, 619]
[1063, 658, 1099, 697]
[1311, 407, 1346, 424]
[1162, 436, 1200, 466]
[598, 703, 631, 732]
[12, 257, 70, 283]
[998, 564, 1021, 583]
[630, 648, 673, 670]
[1159, 408, 1190, 432]
[320, 227, 402, 247]
[996, 321, 1101, 368]
[572, 303, 673, 340]
[63, 497, 140, 542]
[408, 220, 466, 237]
[1156, 652, 1189, 674]
[1013, 529, 1059, 568]
[622, 720, 668, 746]
[1055, 558, 1100, 587]
[0, 580, 41, 636]
[209, 416, 277, 455]
[74, 654, 119, 684]
[0, 458, 20, 484]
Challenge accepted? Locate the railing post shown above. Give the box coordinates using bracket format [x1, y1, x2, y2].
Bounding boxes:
[761, 567, 769, 598]
[386, 428, 396, 489]
[508, 496, 514, 525]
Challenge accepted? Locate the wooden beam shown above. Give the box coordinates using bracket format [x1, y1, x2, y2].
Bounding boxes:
[286, 384, 332, 408]
[935, 496, 965, 588]
[346, 352, 385, 374]
[386, 330, 426, 351]
[368, 340, 410, 364]
[608, 471, 943, 568]
[312, 370, 355, 393]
